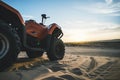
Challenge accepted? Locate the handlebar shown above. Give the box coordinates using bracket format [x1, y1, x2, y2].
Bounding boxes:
[41, 14, 50, 24]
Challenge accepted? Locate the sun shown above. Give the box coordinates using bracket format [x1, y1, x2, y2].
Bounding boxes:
[62, 33, 87, 42]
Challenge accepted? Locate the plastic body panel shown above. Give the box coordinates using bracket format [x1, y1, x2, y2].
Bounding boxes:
[25, 20, 48, 40]
[48, 23, 61, 34]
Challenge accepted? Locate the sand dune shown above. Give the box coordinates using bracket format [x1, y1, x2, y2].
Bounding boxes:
[0, 47, 120, 80]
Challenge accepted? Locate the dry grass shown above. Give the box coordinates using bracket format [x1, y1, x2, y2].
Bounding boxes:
[65, 40, 120, 49]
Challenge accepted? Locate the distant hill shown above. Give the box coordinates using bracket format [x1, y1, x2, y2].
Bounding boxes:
[65, 39, 120, 49]
[94, 39, 120, 43]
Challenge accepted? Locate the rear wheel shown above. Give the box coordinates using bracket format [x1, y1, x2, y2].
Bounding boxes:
[0, 21, 20, 71]
[47, 37, 65, 61]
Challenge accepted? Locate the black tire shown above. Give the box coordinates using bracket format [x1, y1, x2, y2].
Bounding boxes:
[26, 35, 44, 58]
[47, 38, 65, 61]
[0, 21, 20, 71]
[26, 50, 43, 58]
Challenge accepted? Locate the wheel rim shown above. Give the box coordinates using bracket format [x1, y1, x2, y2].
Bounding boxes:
[0, 33, 9, 59]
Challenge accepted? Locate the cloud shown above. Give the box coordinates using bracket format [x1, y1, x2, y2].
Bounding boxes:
[22, 15, 35, 20]
[102, 26, 120, 31]
[105, 0, 113, 5]
[62, 20, 120, 42]
[75, 1, 120, 16]
[63, 20, 120, 31]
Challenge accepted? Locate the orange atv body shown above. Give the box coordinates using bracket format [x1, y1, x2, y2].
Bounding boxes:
[25, 20, 62, 40]
[25, 20, 48, 40]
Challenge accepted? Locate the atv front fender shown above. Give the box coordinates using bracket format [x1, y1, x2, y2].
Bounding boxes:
[48, 23, 63, 38]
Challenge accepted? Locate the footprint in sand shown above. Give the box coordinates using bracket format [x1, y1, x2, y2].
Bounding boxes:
[42, 76, 63, 80]
[59, 74, 80, 80]
[49, 66, 66, 72]
[69, 68, 83, 75]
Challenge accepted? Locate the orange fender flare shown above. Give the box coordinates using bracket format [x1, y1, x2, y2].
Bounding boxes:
[48, 23, 61, 34]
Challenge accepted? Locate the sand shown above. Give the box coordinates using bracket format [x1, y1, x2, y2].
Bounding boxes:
[0, 47, 120, 80]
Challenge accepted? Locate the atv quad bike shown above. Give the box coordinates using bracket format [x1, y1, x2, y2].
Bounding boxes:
[0, 1, 65, 71]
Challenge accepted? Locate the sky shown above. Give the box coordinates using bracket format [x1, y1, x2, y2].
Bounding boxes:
[3, 0, 120, 42]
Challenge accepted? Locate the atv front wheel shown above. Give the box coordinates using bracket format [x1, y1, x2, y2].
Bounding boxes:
[0, 21, 20, 71]
[47, 38, 65, 61]
[26, 35, 44, 58]
[26, 50, 43, 58]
